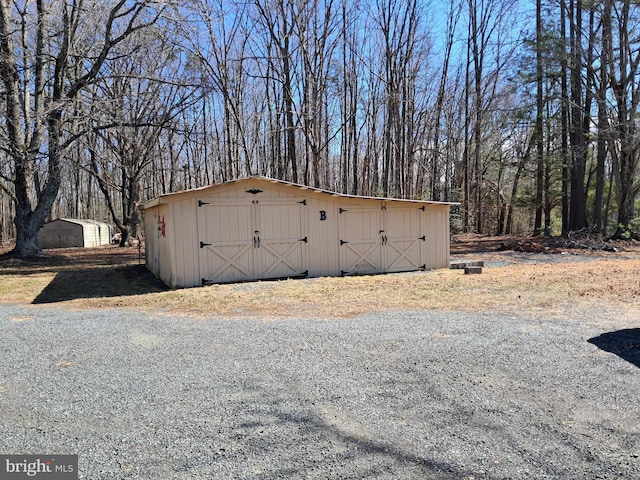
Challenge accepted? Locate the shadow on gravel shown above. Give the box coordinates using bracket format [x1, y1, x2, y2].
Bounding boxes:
[246, 400, 464, 478]
[588, 329, 640, 368]
[32, 265, 168, 304]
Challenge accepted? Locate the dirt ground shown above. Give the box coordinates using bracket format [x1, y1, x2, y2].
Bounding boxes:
[1, 234, 639, 321]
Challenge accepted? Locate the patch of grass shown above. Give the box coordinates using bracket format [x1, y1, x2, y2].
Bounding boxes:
[0, 272, 57, 303]
[1, 243, 639, 322]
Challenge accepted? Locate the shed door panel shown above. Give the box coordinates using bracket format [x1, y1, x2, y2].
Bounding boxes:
[384, 208, 424, 272]
[198, 202, 254, 283]
[255, 201, 306, 279]
[338, 208, 383, 275]
[198, 198, 307, 283]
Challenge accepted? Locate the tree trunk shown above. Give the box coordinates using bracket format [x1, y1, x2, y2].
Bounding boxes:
[506, 136, 533, 235]
[282, 39, 298, 183]
[591, 5, 606, 233]
[568, 0, 589, 231]
[533, 0, 544, 235]
[469, 0, 484, 233]
[560, 0, 570, 235]
[431, 3, 458, 201]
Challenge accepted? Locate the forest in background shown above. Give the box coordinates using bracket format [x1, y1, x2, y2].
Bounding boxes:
[0, 0, 639, 253]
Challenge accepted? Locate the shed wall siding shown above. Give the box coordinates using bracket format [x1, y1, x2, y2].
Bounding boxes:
[144, 208, 158, 276]
[425, 205, 450, 269]
[306, 197, 339, 277]
[39, 223, 83, 248]
[39, 219, 111, 249]
[171, 198, 200, 288]
[82, 224, 98, 247]
[144, 205, 173, 284]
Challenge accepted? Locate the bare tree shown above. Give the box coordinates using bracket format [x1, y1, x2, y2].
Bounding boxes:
[426, 0, 462, 202]
[253, 0, 300, 183]
[566, 0, 589, 230]
[187, 0, 255, 180]
[372, 0, 429, 199]
[296, 0, 338, 189]
[84, 30, 198, 245]
[593, 0, 609, 234]
[0, 0, 165, 256]
[603, 0, 640, 238]
[465, 0, 520, 232]
[533, 0, 545, 235]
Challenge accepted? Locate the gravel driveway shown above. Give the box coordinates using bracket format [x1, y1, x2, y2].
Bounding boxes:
[1, 304, 638, 479]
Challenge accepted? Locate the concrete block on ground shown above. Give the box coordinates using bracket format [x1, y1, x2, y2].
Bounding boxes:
[450, 260, 485, 269]
[464, 266, 483, 274]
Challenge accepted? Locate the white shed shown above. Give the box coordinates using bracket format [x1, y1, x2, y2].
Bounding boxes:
[82, 219, 112, 245]
[142, 177, 456, 288]
[38, 218, 112, 249]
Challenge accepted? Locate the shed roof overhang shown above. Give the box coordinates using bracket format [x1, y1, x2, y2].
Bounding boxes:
[142, 176, 460, 210]
[44, 218, 110, 227]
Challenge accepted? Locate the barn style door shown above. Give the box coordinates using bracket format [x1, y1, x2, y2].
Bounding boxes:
[339, 204, 426, 276]
[337, 207, 384, 275]
[197, 200, 255, 283]
[383, 206, 425, 273]
[197, 198, 307, 284]
[255, 200, 307, 279]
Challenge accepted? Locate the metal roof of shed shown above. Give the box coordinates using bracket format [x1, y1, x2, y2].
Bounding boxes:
[143, 176, 459, 209]
[44, 218, 110, 227]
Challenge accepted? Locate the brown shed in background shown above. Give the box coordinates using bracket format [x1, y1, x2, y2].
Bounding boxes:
[142, 177, 456, 288]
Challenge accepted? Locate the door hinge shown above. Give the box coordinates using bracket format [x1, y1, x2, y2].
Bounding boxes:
[298, 199, 307, 205]
[419, 235, 426, 241]
[419, 205, 425, 211]
[200, 241, 211, 248]
[340, 240, 349, 245]
[339, 208, 348, 214]
[341, 270, 349, 276]
[300, 270, 309, 277]
[299, 236, 308, 243]
[198, 200, 210, 207]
